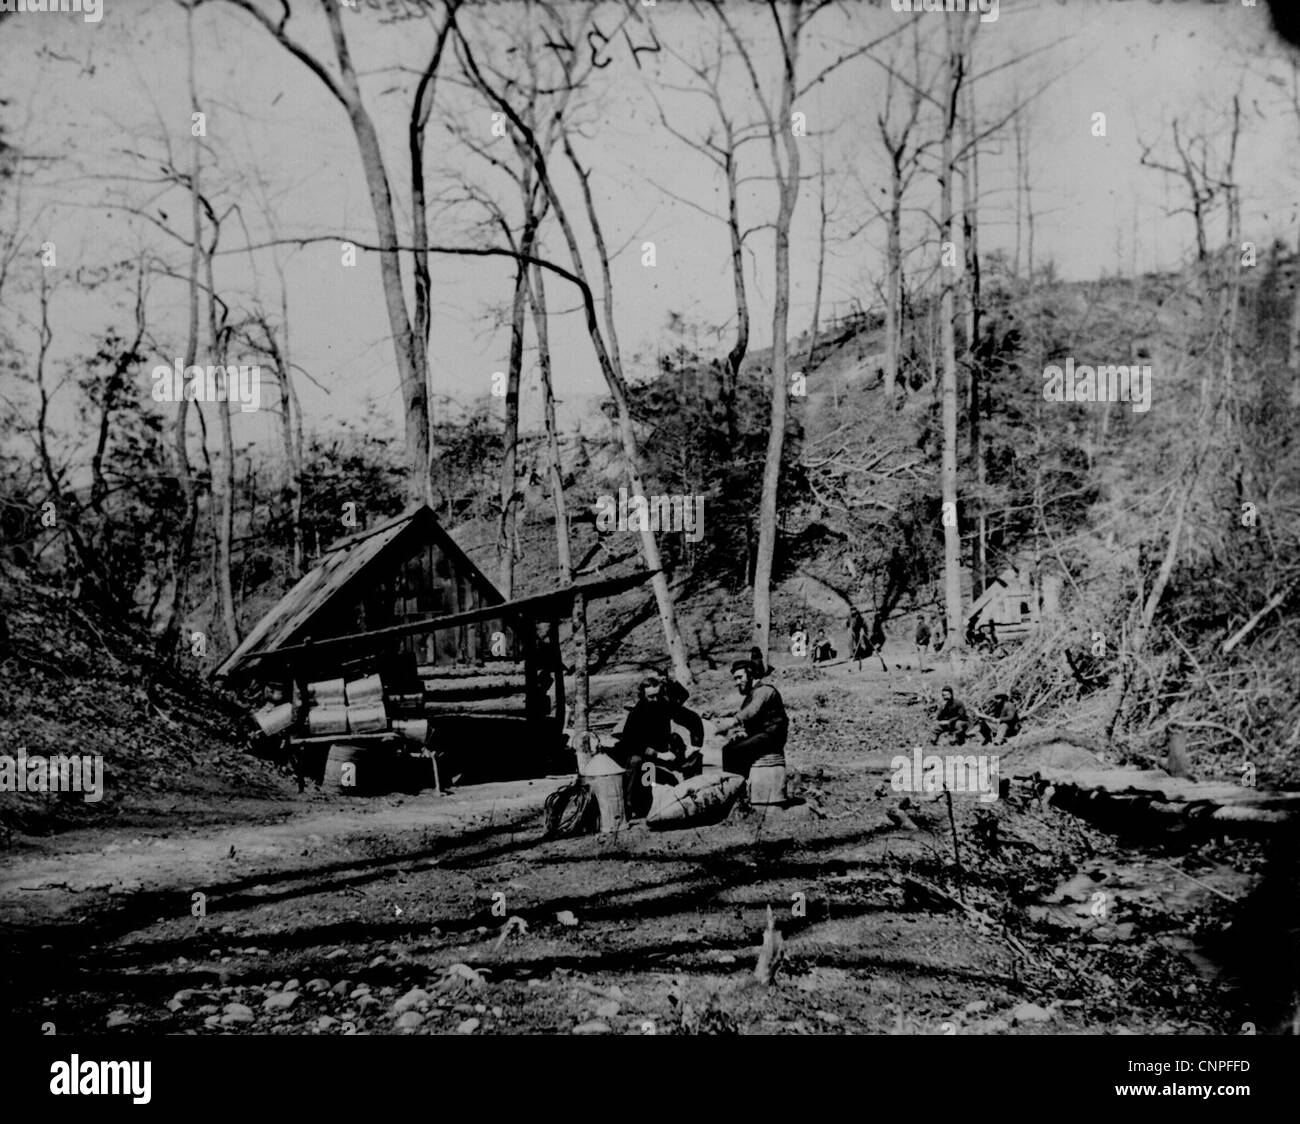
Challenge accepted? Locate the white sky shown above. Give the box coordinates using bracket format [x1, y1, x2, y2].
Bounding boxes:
[1, 0, 1295, 466]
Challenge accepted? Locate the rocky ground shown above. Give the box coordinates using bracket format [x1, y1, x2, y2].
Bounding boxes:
[0, 660, 1282, 1036]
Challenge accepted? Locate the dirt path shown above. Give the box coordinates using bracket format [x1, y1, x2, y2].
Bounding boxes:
[0, 666, 1270, 1036]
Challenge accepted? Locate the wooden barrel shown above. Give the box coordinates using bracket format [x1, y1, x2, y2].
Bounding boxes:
[323, 743, 386, 795]
[308, 678, 346, 705]
[748, 752, 787, 805]
[344, 674, 384, 706]
[307, 706, 348, 737]
[253, 702, 294, 737]
[346, 703, 387, 734]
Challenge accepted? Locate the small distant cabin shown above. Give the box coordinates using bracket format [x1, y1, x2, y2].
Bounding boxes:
[216, 504, 651, 784]
[966, 562, 1061, 642]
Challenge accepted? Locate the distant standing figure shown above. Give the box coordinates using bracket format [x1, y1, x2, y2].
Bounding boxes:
[812, 629, 836, 664]
[870, 616, 889, 672]
[914, 613, 932, 671]
[848, 609, 869, 669]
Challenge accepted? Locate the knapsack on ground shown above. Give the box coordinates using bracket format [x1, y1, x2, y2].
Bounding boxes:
[543, 777, 599, 839]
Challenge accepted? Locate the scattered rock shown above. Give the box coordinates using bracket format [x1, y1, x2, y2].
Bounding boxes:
[556, 910, 578, 927]
[815, 1010, 841, 1024]
[195, 1005, 219, 1016]
[203, 1015, 221, 1028]
[268, 980, 283, 991]
[395, 1011, 424, 1031]
[527, 979, 544, 988]
[716, 954, 737, 965]
[284, 979, 300, 992]
[263, 992, 299, 1011]
[172, 989, 197, 1006]
[393, 987, 431, 1014]
[106, 1010, 131, 1029]
[1011, 1002, 1053, 1025]
[444, 963, 488, 988]
[166, 999, 184, 1013]
[332, 980, 353, 997]
[325, 948, 349, 961]
[964, 1000, 990, 1015]
[368, 955, 388, 970]
[595, 1000, 620, 1019]
[572, 1020, 611, 1035]
[316, 1016, 338, 1031]
[305, 978, 331, 994]
[349, 986, 371, 999]
[456, 1017, 481, 1035]
[356, 995, 381, 1012]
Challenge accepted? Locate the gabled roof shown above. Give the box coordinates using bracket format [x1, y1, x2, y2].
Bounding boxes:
[214, 504, 502, 682]
[967, 563, 1033, 623]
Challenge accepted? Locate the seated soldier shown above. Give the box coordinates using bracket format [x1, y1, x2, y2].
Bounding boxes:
[713, 659, 789, 778]
[612, 675, 705, 817]
[931, 685, 972, 746]
[979, 692, 1020, 745]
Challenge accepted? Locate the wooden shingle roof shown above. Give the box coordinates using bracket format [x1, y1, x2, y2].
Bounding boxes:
[213, 504, 501, 682]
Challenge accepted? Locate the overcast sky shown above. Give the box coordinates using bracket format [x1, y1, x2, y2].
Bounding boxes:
[1, 0, 1295, 467]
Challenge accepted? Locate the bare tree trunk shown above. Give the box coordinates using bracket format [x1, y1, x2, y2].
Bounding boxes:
[940, 27, 965, 658]
[962, 82, 985, 598]
[205, 248, 239, 651]
[723, 142, 748, 444]
[751, 0, 804, 668]
[160, 0, 203, 661]
[532, 259, 587, 766]
[804, 151, 828, 371]
[885, 158, 903, 398]
[497, 210, 539, 599]
[409, 6, 455, 488]
[529, 261, 570, 583]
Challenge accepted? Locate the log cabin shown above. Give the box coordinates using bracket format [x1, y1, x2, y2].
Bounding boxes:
[215, 503, 652, 786]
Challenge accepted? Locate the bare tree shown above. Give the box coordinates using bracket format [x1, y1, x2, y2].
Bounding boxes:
[717, 0, 806, 667]
[453, 6, 695, 685]
[159, 0, 205, 662]
[937, 17, 977, 659]
[223, 0, 453, 505]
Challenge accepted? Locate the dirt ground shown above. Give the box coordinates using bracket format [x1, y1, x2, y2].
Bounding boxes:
[0, 660, 1276, 1036]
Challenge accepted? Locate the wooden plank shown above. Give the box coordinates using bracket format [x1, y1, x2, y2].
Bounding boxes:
[423, 698, 529, 716]
[418, 662, 526, 678]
